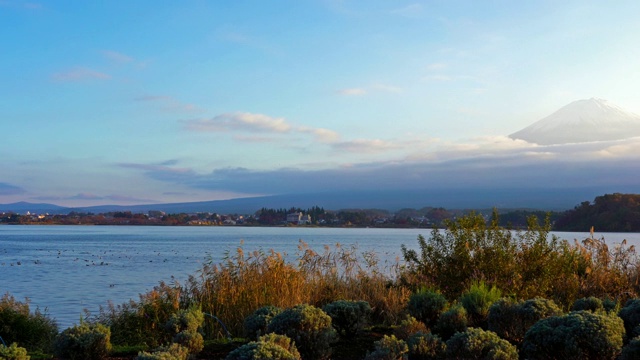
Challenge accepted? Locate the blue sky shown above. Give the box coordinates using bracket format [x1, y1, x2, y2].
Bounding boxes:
[2, 1, 640, 207]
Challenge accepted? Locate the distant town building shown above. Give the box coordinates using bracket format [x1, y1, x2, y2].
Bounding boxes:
[286, 212, 311, 225]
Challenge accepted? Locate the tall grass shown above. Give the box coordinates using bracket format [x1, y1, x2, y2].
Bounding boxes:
[185, 241, 409, 338]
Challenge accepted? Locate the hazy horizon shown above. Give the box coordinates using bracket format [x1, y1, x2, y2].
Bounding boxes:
[2, 1, 640, 207]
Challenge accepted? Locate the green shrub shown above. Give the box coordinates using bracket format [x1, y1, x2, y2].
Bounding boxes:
[165, 307, 204, 355]
[225, 334, 301, 360]
[0, 343, 30, 360]
[54, 322, 112, 360]
[620, 299, 640, 339]
[165, 307, 203, 334]
[407, 332, 445, 360]
[522, 310, 624, 360]
[445, 327, 517, 360]
[488, 297, 562, 345]
[136, 343, 189, 360]
[620, 336, 640, 360]
[459, 281, 501, 328]
[322, 300, 372, 338]
[243, 306, 283, 340]
[572, 296, 604, 312]
[0, 293, 58, 353]
[171, 331, 203, 356]
[603, 298, 619, 313]
[97, 282, 182, 347]
[267, 304, 337, 360]
[407, 289, 448, 328]
[433, 304, 467, 341]
[393, 316, 427, 341]
[364, 335, 408, 360]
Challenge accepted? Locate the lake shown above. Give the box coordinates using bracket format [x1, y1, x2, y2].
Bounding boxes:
[1, 225, 638, 329]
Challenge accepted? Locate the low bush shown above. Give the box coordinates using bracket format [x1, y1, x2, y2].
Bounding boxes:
[445, 327, 518, 360]
[572, 296, 604, 312]
[433, 304, 467, 341]
[322, 300, 372, 338]
[407, 289, 448, 328]
[603, 298, 619, 313]
[619, 299, 640, 339]
[0, 343, 30, 360]
[488, 297, 563, 345]
[96, 281, 183, 347]
[364, 335, 408, 360]
[522, 310, 624, 360]
[243, 305, 283, 340]
[393, 316, 427, 341]
[136, 343, 189, 360]
[0, 293, 58, 353]
[620, 336, 640, 360]
[225, 333, 301, 360]
[459, 281, 502, 328]
[54, 322, 112, 360]
[165, 307, 204, 355]
[407, 332, 446, 360]
[267, 304, 337, 360]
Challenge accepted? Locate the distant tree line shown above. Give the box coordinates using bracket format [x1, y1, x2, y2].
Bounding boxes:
[554, 193, 640, 232]
[3, 193, 638, 231]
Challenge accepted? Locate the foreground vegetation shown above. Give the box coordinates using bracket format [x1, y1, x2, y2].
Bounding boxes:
[3, 211, 640, 359]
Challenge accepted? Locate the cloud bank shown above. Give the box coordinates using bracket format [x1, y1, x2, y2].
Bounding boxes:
[121, 137, 640, 204]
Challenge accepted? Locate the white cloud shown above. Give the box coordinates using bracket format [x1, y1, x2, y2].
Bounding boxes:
[185, 112, 292, 133]
[332, 139, 400, 153]
[183, 112, 343, 145]
[338, 88, 367, 96]
[298, 127, 340, 143]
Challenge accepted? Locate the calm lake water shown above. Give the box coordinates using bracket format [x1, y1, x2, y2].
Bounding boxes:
[1, 225, 638, 329]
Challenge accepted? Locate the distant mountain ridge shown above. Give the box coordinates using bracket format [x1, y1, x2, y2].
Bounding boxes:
[0, 187, 623, 215]
[510, 98, 640, 145]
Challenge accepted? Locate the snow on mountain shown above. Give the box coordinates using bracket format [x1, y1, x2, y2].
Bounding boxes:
[509, 98, 640, 145]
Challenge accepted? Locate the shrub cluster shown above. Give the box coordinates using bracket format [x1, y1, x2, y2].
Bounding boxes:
[0, 293, 58, 353]
[322, 300, 372, 338]
[243, 305, 283, 340]
[433, 304, 467, 341]
[226, 333, 301, 360]
[54, 322, 112, 360]
[393, 316, 427, 341]
[522, 310, 624, 359]
[164, 307, 204, 354]
[0, 343, 30, 360]
[401, 211, 640, 308]
[619, 299, 640, 339]
[267, 304, 337, 360]
[488, 297, 562, 345]
[95, 281, 184, 347]
[407, 332, 446, 360]
[572, 296, 604, 312]
[136, 343, 189, 360]
[407, 288, 448, 328]
[445, 327, 518, 360]
[459, 281, 502, 327]
[364, 335, 408, 360]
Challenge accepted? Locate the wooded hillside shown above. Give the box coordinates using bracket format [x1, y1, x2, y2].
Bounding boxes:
[554, 193, 640, 232]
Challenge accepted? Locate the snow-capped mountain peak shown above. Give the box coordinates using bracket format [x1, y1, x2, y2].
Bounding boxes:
[509, 98, 640, 145]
